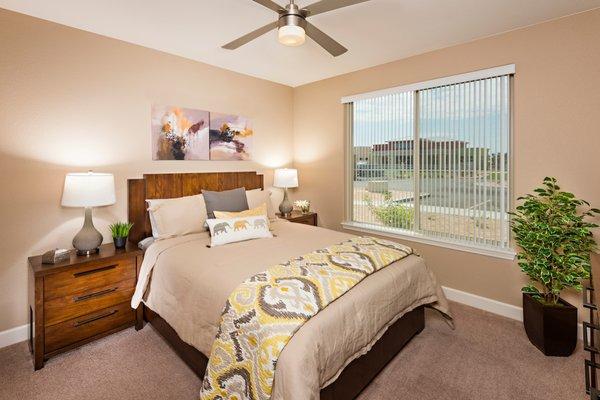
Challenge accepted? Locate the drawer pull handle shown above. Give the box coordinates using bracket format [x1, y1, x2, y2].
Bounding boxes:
[73, 264, 117, 278]
[73, 287, 118, 302]
[73, 310, 118, 327]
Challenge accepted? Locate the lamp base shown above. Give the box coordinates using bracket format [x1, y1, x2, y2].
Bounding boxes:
[76, 248, 100, 256]
[279, 187, 293, 216]
[73, 207, 103, 256]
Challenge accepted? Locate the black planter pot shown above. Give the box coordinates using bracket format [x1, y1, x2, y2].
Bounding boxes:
[522, 293, 577, 357]
[113, 236, 127, 249]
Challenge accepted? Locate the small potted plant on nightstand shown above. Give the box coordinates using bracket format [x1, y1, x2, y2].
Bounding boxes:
[294, 200, 311, 214]
[511, 177, 599, 356]
[109, 222, 134, 249]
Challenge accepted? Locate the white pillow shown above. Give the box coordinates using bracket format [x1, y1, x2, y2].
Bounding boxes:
[206, 215, 272, 247]
[147, 194, 207, 239]
[246, 189, 276, 220]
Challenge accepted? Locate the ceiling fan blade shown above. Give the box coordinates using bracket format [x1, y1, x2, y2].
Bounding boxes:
[252, 0, 285, 13]
[305, 22, 347, 57]
[222, 21, 278, 50]
[304, 0, 370, 16]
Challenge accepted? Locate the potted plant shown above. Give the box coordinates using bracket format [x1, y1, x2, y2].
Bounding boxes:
[294, 200, 311, 214]
[510, 177, 599, 356]
[109, 222, 134, 249]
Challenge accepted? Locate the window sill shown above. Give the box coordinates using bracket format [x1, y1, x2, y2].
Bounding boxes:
[341, 221, 516, 260]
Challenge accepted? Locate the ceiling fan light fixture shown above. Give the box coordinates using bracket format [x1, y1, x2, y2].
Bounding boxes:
[278, 25, 305, 47]
[223, 0, 358, 56]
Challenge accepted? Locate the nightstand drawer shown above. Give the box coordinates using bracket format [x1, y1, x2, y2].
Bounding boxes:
[44, 278, 136, 326]
[45, 301, 134, 353]
[44, 258, 136, 300]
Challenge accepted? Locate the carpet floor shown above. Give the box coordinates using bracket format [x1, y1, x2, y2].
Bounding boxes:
[0, 302, 585, 400]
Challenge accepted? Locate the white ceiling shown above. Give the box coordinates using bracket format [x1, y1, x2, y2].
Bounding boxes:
[1, 0, 599, 86]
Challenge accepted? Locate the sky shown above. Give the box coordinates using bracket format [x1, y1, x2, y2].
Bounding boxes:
[353, 76, 510, 154]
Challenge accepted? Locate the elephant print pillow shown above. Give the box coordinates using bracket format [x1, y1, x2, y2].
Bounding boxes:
[206, 216, 272, 247]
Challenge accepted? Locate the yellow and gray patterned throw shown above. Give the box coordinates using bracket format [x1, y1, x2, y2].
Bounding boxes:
[199, 236, 413, 400]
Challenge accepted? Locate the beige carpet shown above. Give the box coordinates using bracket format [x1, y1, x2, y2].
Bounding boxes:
[0, 302, 585, 400]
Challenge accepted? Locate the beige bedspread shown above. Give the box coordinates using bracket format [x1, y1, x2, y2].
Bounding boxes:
[131, 220, 451, 400]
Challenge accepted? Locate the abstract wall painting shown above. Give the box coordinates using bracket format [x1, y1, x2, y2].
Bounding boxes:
[209, 113, 253, 161]
[152, 105, 210, 160]
[151, 105, 252, 161]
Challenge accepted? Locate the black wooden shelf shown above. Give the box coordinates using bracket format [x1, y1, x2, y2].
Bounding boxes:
[585, 275, 600, 399]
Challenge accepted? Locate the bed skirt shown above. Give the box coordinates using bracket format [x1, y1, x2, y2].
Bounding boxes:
[140, 304, 425, 400]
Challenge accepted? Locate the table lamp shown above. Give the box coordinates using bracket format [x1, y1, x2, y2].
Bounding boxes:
[61, 172, 116, 255]
[274, 168, 298, 217]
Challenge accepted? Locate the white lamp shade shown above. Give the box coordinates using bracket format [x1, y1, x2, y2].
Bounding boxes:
[273, 168, 298, 188]
[61, 172, 116, 207]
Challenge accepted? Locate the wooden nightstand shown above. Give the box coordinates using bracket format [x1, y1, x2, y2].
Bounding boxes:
[277, 211, 318, 226]
[28, 242, 143, 370]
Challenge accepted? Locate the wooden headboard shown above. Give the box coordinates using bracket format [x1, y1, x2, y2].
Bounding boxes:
[127, 171, 264, 243]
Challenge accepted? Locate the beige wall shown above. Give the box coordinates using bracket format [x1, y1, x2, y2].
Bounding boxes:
[293, 9, 600, 312]
[0, 9, 293, 332]
[1, 7, 599, 335]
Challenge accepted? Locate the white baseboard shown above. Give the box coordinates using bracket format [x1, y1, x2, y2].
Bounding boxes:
[0, 324, 28, 349]
[0, 287, 585, 349]
[442, 286, 584, 341]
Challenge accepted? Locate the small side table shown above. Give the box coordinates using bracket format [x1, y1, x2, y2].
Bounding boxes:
[277, 211, 317, 226]
[28, 242, 143, 370]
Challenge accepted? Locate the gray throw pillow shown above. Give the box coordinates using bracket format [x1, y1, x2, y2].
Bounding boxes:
[202, 187, 249, 219]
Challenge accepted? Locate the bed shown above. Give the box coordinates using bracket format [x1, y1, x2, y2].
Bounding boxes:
[128, 171, 450, 400]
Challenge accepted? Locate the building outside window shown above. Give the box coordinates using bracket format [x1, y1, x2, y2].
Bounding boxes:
[343, 66, 514, 258]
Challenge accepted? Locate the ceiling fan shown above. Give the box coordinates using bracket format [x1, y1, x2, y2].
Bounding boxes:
[223, 0, 370, 57]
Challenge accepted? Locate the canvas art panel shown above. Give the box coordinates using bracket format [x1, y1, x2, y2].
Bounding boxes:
[209, 112, 253, 161]
[151, 105, 210, 160]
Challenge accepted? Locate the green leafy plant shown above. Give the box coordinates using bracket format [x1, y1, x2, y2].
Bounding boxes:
[109, 222, 134, 239]
[365, 191, 414, 229]
[510, 177, 599, 304]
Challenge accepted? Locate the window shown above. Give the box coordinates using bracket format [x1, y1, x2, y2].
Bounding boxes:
[343, 66, 513, 258]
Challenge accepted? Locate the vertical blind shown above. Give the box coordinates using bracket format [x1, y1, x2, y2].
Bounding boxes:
[348, 70, 512, 250]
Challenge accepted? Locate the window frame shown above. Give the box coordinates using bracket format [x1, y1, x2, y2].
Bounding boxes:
[342, 65, 516, 260]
